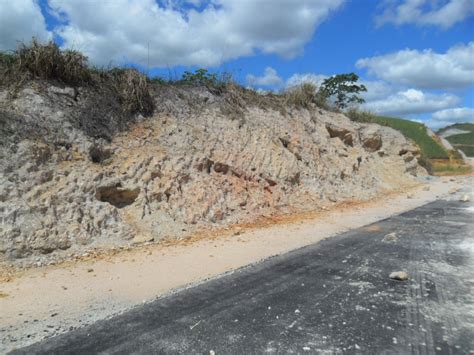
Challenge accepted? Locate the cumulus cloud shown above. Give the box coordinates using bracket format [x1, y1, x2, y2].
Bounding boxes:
[376, 0, 474, 29]
[424, 107, 474, 129]
[362, 88, 460, 116]
[356, 42, 474, 89]
[0, 0, 51, 50]
[247, 67, 283, 88]
[44, 0, 345, 67]
[286, 72, 327, 88]
[432, 107, 474, 122]
[359, 80, 396, 101]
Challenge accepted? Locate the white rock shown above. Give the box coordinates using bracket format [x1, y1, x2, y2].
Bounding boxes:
[389, 271, 409, 281]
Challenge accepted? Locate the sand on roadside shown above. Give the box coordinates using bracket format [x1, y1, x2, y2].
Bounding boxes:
[0, 175, 472, 352]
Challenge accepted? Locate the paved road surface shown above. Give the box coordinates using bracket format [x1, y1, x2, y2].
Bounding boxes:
[13, 199, 474, 354]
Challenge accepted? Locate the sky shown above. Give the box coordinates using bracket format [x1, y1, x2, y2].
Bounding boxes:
[0, 0, 473, 129]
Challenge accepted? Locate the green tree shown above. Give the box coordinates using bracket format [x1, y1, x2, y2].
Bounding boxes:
[318, 73, 367, 110]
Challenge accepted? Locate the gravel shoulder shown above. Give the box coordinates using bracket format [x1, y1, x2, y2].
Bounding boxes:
[0, 175, 472, 352]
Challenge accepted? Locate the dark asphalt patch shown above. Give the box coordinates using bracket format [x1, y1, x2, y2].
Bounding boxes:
[12, 200, 474, 354]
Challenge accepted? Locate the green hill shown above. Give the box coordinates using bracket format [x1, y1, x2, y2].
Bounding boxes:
[347, 111, 474, 174]
[437, 123, 474, 135]
[438, 123, 474, 157]
[353, 114, 449, 159]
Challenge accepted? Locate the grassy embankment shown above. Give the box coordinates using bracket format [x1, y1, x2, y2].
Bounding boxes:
[438, 123, 474, 157]
[348, 112, 471, 175]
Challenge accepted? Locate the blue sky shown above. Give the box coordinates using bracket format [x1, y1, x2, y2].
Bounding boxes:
[0, 0, 473, 129]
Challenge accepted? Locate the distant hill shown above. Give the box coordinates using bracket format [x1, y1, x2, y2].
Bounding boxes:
[437, 123, 474, 157]
[347, 112, 474, 173]
[437, 123, 474, 136]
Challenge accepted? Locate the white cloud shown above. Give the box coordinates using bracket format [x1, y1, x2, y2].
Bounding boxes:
[432, 107, 474, 122]
[359, 80, 396, 101]
[45, 0, 345, 67]
[356, 42, 474, 89]
[247, 67, 283, 88]
[362, 88, 460, 116]
[0, 0, 51, 50]
[423, 107, 474, 130]
[286, 73, 327, 88]
[376, 0, 474, 29]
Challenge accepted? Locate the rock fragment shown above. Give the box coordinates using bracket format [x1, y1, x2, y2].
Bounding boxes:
[382, 232, 398, 243]
[389, 271, 409, 281]
[132, 235, 155, 244]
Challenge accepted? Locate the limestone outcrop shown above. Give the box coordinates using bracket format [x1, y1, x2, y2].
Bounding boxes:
[0, 83, 425, 266]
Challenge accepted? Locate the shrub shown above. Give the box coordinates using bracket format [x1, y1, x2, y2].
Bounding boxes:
[180, 68, 219, 86]
[149, 76, 167, 85]
[0, 52, 15, 66]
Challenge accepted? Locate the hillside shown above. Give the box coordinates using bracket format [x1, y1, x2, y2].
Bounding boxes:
[437, 123, 474, 136]
[438, 123, 474, 157]
[360, 116, 449, 159]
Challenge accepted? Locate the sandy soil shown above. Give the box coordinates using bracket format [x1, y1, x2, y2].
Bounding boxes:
[0, 175, 472, 352]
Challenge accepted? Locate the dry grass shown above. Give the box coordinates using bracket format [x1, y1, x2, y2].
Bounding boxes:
[430, 159, 473, 175]
[284, 83, 317, 109]
[283, 83, 330, 110]
[0, 39, 155, 116]
[15, 39, 90, 85]
[111, 69, 154, 115]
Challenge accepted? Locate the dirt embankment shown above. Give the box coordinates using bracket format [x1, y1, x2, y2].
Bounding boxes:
[1, 82, 425, 268]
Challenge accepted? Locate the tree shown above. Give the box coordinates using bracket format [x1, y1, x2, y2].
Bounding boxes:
[318, 73, 367, 110]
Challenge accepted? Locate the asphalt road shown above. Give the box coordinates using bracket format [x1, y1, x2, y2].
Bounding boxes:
[13, 199, 474, 354]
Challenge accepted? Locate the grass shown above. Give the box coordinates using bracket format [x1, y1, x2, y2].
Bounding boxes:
[438, 124, 474, 157]
[446, 132, 474, 145]
[453, 145, 474, 157]
[430, 159, 472, 175]
[283, 83, 330, 110]
[346, 109, 474, 175]
[347, 110, 449, 159]
[0, 39, 154, 116]
[444, 132, 474, 157]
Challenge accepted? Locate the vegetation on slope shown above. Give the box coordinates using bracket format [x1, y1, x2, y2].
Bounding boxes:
[348, 110, 473, 174]
[348, 110, 449, 159]
[0, 39, 154, 116]
[437, 123, 474, 157]
[1, 39, 469, 171]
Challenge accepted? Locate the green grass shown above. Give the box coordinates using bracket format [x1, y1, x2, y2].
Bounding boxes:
[446, 132, 474, 145]
[357, 115, 449, 159]
[452, 144, 474, 157]
[442, 129, 474, 157]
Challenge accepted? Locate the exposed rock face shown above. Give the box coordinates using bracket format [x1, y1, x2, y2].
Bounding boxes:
[359, 125, 383, 152]
[0, 83, 425, 265]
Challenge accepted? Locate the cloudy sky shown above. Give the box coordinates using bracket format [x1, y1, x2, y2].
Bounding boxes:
[0, 0, 473, 129]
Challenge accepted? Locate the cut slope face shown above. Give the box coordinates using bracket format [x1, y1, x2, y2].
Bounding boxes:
[0, 83, 425, 265]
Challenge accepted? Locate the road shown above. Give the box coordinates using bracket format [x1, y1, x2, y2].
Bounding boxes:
[13, 199, 474, 354]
